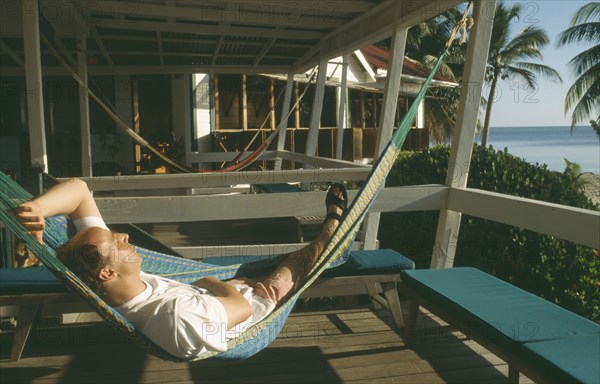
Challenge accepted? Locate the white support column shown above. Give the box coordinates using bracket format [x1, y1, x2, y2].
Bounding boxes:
[192, 74, 212, 156]
[361, 24, 408, 251]
[374, 26, 407, 156]
[336, 55, 348, 160]
[21, 0, 47, 171]
[416, 99, 425, 129]
[77, 32, 92, 177]
[305, 59, 328, 157]
[431, 0, 497, 269]
[274, 73, 295, 170]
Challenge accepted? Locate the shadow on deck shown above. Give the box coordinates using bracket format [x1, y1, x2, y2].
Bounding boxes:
[0, 306, 533, 383]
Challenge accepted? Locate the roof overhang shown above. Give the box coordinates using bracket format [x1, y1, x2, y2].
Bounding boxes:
[0, 0, 463, 75]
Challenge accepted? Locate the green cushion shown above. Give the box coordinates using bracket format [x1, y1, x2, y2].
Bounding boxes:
[0, 267, 66, 295]
[324, 249, 415, 277]
[401, 267, 600, 348]
[522, 334, 600, 384]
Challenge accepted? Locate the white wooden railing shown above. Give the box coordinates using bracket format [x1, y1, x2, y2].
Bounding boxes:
[69, 174, 600, 259]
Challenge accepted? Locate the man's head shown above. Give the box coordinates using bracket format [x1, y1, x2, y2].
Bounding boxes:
[57, 227, 141, 296]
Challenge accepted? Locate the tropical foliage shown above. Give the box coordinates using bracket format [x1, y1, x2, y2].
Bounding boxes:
[480, 2, 562, 147]
[379, 145, 600, 322]
[557, 2, 600, 129]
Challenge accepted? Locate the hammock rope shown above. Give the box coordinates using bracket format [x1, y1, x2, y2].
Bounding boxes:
[1, 2, 474, 361]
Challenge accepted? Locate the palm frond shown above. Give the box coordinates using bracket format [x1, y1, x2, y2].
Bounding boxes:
[568, 78, 600, 127]
[557, 3, 600, 46]
[565, 62, 600, 111]
[567, 44, 600, 76]
[557, 22, 600, 46]
[570, 3, 600, 26]
[501, 26, 549, 62]
[504, 66, 537, 88]
[512, 62, 563, 83]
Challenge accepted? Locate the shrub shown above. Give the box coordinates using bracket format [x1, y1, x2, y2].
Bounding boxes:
[379, 145, 600, 322]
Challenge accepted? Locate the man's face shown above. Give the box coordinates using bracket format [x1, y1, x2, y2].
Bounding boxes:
[69, 227, 142, 276]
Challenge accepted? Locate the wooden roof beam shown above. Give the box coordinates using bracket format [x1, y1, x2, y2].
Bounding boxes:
[92, 19, 324, 40]
[292, 0, 461, 73]
[251, 36, 276, 69]
[211, 33, 225, 67]
[78, 0, 348, 29]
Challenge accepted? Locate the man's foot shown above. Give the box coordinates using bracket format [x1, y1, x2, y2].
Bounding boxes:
[323, 183, 347, 232]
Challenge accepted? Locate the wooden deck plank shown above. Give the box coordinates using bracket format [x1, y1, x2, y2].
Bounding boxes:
[0, 307, 528, 384]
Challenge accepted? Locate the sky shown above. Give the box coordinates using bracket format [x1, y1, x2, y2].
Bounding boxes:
[486, 0, 593, 127]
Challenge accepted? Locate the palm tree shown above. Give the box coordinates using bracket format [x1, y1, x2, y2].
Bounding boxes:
[404, 8, 467, 143]
[481, 2, 562, 147]
[557, 2, 600, 130]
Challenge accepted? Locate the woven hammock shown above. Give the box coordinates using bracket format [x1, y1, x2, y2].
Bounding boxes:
[0, 45, 449, 361]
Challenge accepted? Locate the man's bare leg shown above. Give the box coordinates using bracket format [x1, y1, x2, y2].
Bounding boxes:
[262, 185, 346, 292]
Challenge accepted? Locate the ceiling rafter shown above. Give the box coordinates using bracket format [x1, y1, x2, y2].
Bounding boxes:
[78, 0, 349, 29]
[92, 19, 325, 40]
[252, 37, 277, 69]
[211, 32, 226, 67]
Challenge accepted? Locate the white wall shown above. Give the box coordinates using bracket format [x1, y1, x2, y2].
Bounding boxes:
[192, 73, 212, 155]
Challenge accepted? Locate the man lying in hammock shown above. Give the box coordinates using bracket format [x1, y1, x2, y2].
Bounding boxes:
[16, 179, 347, 359]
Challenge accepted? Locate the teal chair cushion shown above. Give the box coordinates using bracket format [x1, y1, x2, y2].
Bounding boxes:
[401, 267, 600, 348]
[204, 249, 415, 277]
[324, 249, 415, 277]
[521, 334, 600, 384]
[0, 267, 66, 295]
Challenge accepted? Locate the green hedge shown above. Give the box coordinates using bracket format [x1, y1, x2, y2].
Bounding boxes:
[379, 145, 600, 322]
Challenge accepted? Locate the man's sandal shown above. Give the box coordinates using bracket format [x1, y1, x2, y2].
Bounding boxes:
[325, 183, 348, 224]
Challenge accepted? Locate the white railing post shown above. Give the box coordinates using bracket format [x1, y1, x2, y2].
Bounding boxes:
[431, 0, 497, 269]
[336, 55, 349, 160]
[22, 0, 48, 172]
[305, 59, 328, 158]
[361, 22, 407, 250]
[274, 73, 295, 170]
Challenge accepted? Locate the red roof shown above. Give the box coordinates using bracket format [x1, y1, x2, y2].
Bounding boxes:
[361, 44, 453, 83]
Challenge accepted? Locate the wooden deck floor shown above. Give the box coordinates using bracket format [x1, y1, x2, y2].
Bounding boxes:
[0, 305, 534, 384]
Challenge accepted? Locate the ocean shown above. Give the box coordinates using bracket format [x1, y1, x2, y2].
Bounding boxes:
[485, 126, 600, 174]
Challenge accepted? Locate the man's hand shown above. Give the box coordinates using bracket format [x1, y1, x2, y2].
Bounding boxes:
[16, 201, 45, 243]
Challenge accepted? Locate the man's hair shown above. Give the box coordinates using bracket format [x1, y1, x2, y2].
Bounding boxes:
[57, 242, 107, 296]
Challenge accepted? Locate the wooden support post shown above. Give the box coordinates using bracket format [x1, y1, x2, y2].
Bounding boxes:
[360, 92, 366, 129]
[305, 59, 328, 157]
[361, 24, 408, 250]
[374, 25, 407, 155]
[77, 32, 92, 177]
[132, 80, 141, 174]
[275, 73, 294, 170]
[213, 74, 220, 131]
[10, 305, 41, 361]
[22, 0, 47, 171]
[269, 78, 276, 130]
[294, 82, 300, 129]
[336, 55, 348, 160]
[431, 0, 497, 269]
[241, 74, 248, 130]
